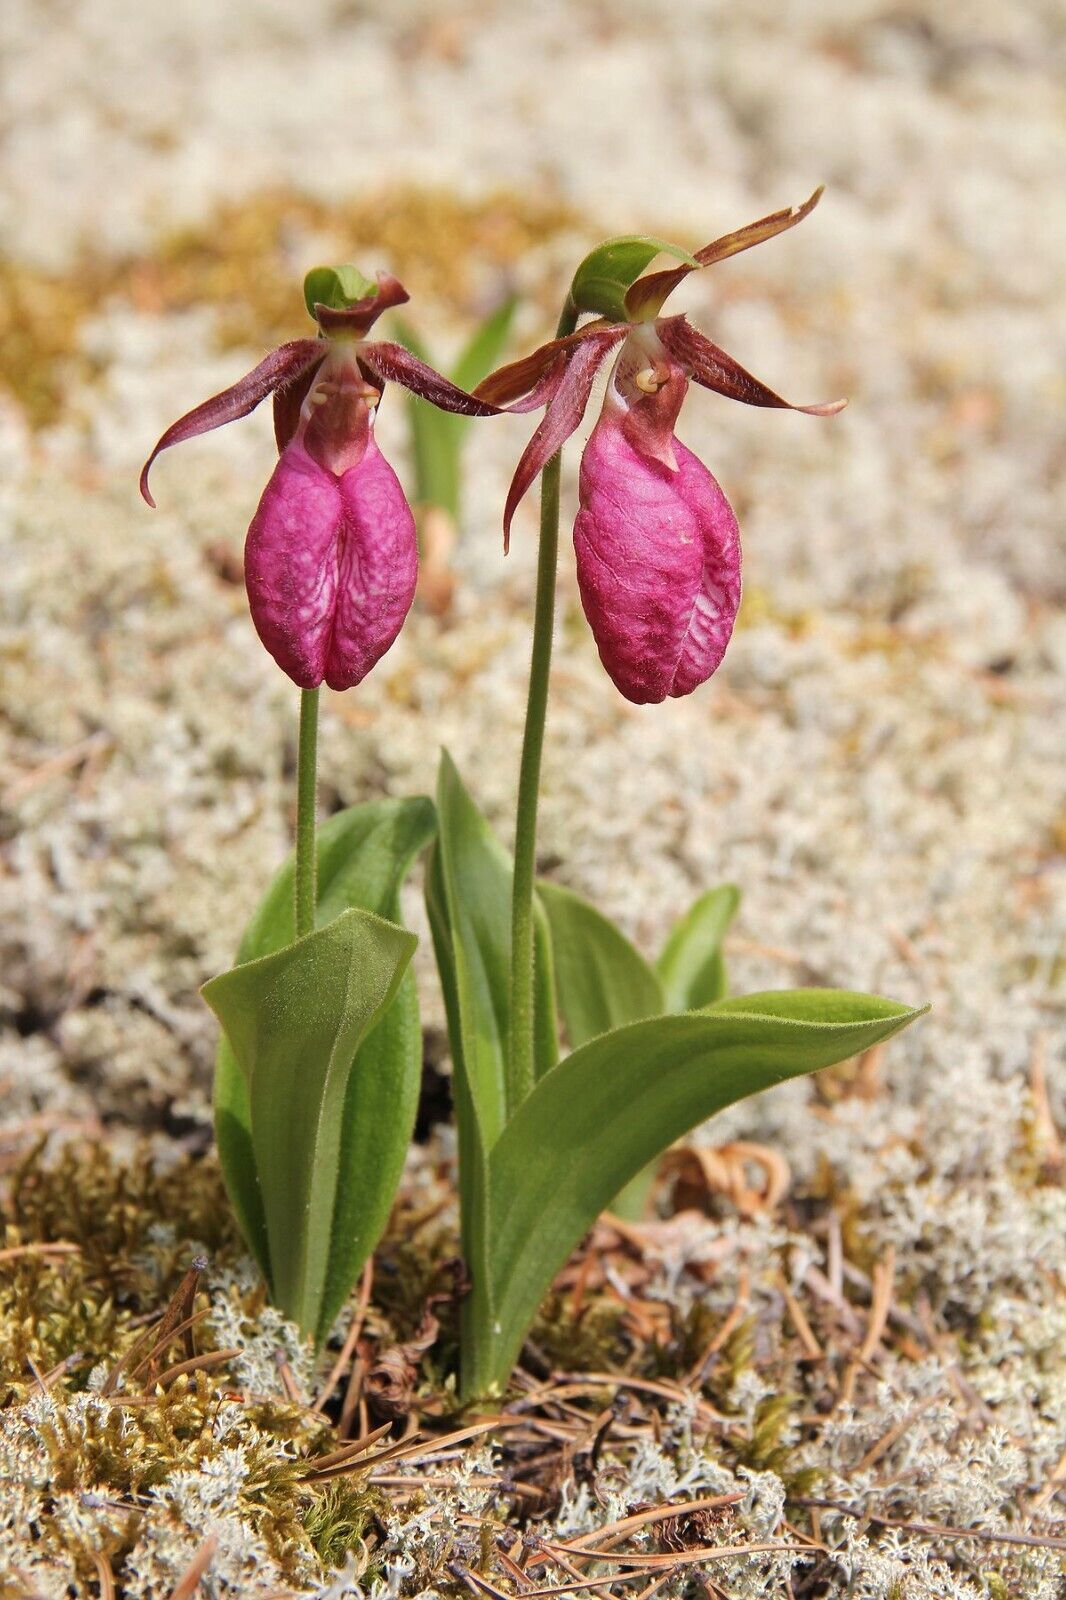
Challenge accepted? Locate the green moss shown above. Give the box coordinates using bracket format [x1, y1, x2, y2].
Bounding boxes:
[302, 1480, 379, 1573]
[0, 1142, 382, 1589]
[528, 1288, 633, 1374]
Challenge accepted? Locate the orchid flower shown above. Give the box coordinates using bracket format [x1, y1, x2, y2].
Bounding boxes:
[141, 270, 498, 690]
[475, 189, 846, 705]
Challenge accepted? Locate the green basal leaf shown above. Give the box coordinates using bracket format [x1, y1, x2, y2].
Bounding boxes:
[463, 989, 926, 1396]
[393, 298, 517, 521]
[570, 236, 700, 321]
[657, 884, 741, 1011]
[303, 263, 377, 317]
[213, 798, 435, 1331]
[537, 880, 667, 1221]
[431, 753, 557, 1151]
[203, 908, 416, 1340]
[537, 880, 664, 1046]
[429, 753, 559, 1398]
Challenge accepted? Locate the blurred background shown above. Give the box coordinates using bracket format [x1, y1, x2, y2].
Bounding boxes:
[1, 0, 1062, 1152]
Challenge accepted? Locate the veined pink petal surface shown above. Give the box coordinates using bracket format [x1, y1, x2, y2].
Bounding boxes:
[244, 437, 417, 691]
[574, 415, 741, 704]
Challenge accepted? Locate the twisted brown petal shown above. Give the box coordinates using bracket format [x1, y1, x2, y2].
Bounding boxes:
[473, 321, 616, 407]
[625, 188, 825, 320]
[502, 327, 625, 551]
[140, 339, 325, 506]
[656, 316, 846, 415]
[359, 342, 502, 417]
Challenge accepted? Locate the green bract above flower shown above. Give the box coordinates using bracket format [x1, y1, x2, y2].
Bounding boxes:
[302, 262, 378, 318]
[569, 236, 700, 322]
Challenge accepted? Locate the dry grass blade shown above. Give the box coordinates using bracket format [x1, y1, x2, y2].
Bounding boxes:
[383, 1417, 516, 1462]
[312, 1257, 374, 1414]
[777, 1273, 824, 1361]
[534, 1540, 815, 1570]
[0, 1241, 80, 1263]
[149, 1347, 242, 1389]
[274, 1351, 302, 1402]
[855, 1394, 941, 1472]
[301, 1430, 422, 1484]
[306, 1420, 394, 1474]
[92, 1553, 116, 1600]
[167, 1534, 218, 1600]
[627, 1571, 679, 1600]
[684, 1266, 751, 1386]
[793, 1498, 1066, 1552]
[527, 1496, 745, 1569]
[103, 1304, 211, 1396]
[858, 1246, 896, 1363]
[454, 1566, 626, 1599]
[547, 1373, 723, 1421]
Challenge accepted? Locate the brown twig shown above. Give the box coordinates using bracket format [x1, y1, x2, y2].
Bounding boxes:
[92, 1554, 116, 1600]
[167, 1535, 219, 1600]
[793, 1497, 1066, 1552]
[0, 1241, 80, 1264]
[858, 1246, 896, 1364]
[149, 1348, 242, 1390]
[313, 1257, 374, 1414]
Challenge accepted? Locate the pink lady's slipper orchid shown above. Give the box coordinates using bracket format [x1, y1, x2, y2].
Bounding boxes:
[475, 190, 845, 705]
[141, 272, 498, 690]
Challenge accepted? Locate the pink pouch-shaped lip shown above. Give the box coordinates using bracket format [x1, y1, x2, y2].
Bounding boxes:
[574, 412, 741, 705]
[244, 436, 417, 692]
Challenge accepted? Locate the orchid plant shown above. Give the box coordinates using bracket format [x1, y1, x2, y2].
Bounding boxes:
[142, 191, 924, 1399]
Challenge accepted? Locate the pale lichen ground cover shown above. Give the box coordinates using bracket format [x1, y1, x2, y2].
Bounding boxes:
[1, 1, 1064, 1595]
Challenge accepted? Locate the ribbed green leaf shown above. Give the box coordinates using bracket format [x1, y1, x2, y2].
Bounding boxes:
[213, 798, 435, 1331]
[537, 880, 668, 1221]
[463, 990, 926, 1395]
[203, 908, 416, 1340]
[429, 753, 559, 1396]
[538, 880, 664, 1047]
[657, 885, 741, 1011]
[430, 753, 557, 1151]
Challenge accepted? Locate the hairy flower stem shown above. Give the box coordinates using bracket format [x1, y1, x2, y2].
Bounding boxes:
[508, 299, 579, 1110]
[295, 688, 320, 938]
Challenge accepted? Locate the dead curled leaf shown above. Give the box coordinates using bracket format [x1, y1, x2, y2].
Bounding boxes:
[661, 1141, 791, 1218]
[365, 1309, 440, 1419]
